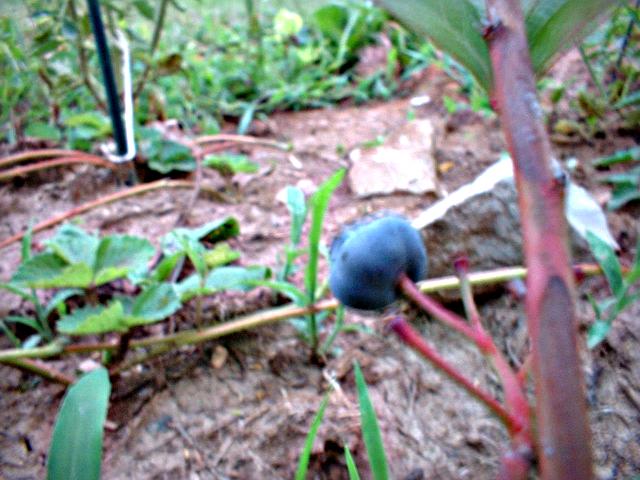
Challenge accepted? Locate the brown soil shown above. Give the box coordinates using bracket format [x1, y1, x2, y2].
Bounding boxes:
[1, 59, 639, 479]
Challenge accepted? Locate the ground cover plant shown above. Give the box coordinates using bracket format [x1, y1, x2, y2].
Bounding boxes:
[1, 0, 639, 478]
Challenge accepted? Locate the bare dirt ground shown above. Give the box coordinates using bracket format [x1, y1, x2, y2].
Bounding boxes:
[0, 61, 639, 479]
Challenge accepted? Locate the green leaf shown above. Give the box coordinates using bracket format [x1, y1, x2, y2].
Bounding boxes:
[63, 111, 111, 135]
[274, 8, 304, 39]
[12, 253, 93, 289]
[305, 170, 345, 304]
[203, 243, 241, 268]
[45, 224, 99, 266]
[345, 445, 361, 480]
[25, 122, 61, 141]
[237, 102, 256, 135]
[133, 0, 154, 19]
[21, 224, 33, 262]
[44, 289, 82, 318]
[148, 252, 184, 282]
[205, 266, 270, 291]
[57, 301, 125, 335]
[378, 0, 491, 92]
[593, 146, 640, 167]
[93, 235, 155, 285]
[124, 284, 181, 327]
[295, 393, 330, 480]
[47, 367, 111, 480]
[177, 266, 270, 301]
[286, 186, 307, 246]
[353, 361, 389, 480]
[587, 319, 611, 349]
[253, 280, 307, 305]
[145, 139, 196, 173]
[3, 315, 42, 332]
[525, 0, 619, 76]
[163, 218, 240, 254]
[181, 235, 208, 279]
[586, 231, 623, 294]
[203, 154, 259, 174]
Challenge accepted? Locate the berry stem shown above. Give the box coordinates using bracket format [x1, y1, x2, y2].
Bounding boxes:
[388, 316, 518, 431]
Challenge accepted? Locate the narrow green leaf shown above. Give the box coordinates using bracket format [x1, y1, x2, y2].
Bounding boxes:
[345, 445, 361, 480]
[286, 186, 307, 246]
[44, 289, 82, 318]
[593, 146, 640, 167]
[378, 0, 491, 92]
[3, 315, 42, 332]
[57, 301, 125, 335]
[525, 0, 619, 76]
[295, 393, 330, 480]
[586, 231, 623, 294]
[353, 361, 389, 480]
[253, 280, 307, 305]
[21, 224, 33, 262]
[149, 252, 184, 282]
[237, 102, 256, 135]
[305, 169, 345, 304]
[163, 218, 240, 253]
[587, 319, 611, 349]
[47, 367, 111, 480]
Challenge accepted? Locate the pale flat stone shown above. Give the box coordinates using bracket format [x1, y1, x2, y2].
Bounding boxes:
[348, 119, 438, 197]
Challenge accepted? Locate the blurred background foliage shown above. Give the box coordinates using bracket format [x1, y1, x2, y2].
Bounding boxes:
[0, 0, 637, 149]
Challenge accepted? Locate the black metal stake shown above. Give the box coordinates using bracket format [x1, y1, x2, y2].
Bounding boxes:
[86, 0, 128, 156]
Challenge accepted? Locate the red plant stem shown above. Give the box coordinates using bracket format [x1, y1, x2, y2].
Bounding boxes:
[455, 269, 531, 434]
[389, 316, 518, 431]
[0, 155, 118, 181]
[485, 0, 593, 478]
[398, 274, 486, 345]
[0, 149, 84, 169]
[0, 179, 216, 251]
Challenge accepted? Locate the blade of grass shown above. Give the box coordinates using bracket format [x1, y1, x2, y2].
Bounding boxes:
[345, 445, 361, 480]
[295, 392, 330, 480]
[47, 367, 111, 480]
[305, 169, 345, 352]
[353, 361, 389, 480]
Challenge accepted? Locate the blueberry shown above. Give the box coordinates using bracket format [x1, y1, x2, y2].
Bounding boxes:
[329, 213, 428, 310]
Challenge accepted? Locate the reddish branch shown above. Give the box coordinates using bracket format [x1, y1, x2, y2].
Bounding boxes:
[485, 1, 593, 478]
[0, 155, 118, 181]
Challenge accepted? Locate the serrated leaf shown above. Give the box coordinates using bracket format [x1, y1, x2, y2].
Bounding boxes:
[12, 253, 93, 288]
[353, 361, 389, 480]
[146, 139, 196, 173]
[378, 0, 491, 92]
[93, 235, 155, 285]
[124, 283, 181, 327]
[45, 224, 99, 266]
[57, 301, 125, 335]
[586, 231, 623, 295]
[47, 367, 111, 480]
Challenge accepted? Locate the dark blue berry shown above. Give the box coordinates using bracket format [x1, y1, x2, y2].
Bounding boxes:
[329, 214, 428, 310]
